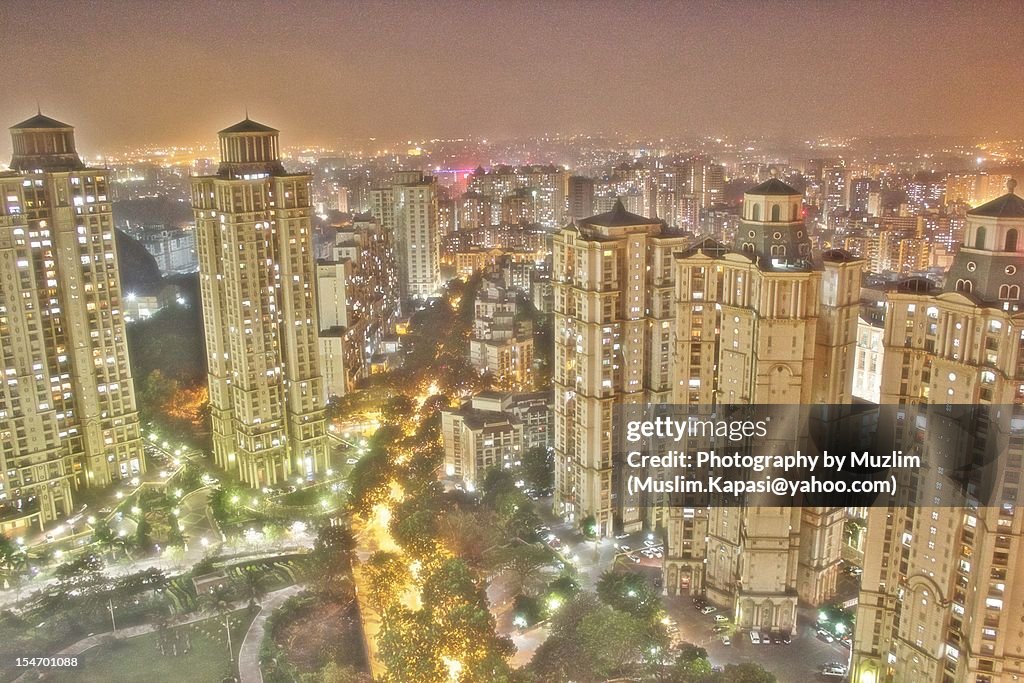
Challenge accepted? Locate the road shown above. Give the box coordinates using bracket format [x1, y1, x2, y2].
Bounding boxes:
[0, 485, 315, 610]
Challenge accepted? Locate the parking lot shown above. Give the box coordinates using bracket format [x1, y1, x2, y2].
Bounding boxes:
[661, 594, 853, 680]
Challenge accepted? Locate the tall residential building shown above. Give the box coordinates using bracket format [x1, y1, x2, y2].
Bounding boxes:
[191, 119, 327, 488]
[552, 200, 688, 536]
[850, 177, 875, 213]
[370, 170, 439, 301]
[567, 175, 595, 221]
[945, 172, 1016, 208]
[316, 215, 399, 399]
[682, 156, 725, 211]
[663, 175, 863, 632]
[823, 166, 849, 228]
[853, 180, 1024, 683]
[0, 114, 144, 532]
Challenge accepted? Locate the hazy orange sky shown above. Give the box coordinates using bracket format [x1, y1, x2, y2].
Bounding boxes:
[2, 0, 1023, 157]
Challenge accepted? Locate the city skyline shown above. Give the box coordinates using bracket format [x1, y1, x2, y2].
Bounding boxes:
[4, 3, 1024, 679]
[2, 0, 1023, 160]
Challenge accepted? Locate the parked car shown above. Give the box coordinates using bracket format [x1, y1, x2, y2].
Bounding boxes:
[713, 615, 729, 623]
[721, 635, 731, 646]
[700, 605, 716, 615]
[817, 629, 835, 643]
[749, 631, 760, 644]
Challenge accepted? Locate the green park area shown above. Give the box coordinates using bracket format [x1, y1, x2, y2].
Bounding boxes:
[51, 609, 252, 683]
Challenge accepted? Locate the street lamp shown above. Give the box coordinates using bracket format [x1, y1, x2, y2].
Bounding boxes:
[442, 657, 462, 683]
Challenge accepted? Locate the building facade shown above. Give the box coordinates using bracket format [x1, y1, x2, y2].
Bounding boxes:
[469, 277, 534, 388]
[192, 119, 328, 488]
[442, 390, 552, 488]
[138, 227, 197, 274]
[315, 214, 398, 399]
[853, 181, 1024, 683]
[371, 170, 440, 302]
[552, 199, 688, 536]
[663, 175, 862, 634]
[0, 114, 144, 532]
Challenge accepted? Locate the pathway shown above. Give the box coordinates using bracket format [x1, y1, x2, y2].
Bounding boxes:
[237, 584, 305, 683]
[12, 584, 303, 683]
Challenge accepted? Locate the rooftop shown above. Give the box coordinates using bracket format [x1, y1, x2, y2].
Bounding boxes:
[968, 180, 1024, 218]
[746, 177, 801, 197]
[218, 117, 279, 135]
[582, 198, 658, 227]
[10, 113, 73, 130]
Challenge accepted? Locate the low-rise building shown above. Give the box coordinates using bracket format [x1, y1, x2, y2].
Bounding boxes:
[441, 390, 553, 487]
[469, 278, 534, 388]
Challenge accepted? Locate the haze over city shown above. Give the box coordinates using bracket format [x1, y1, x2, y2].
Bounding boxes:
[5, 3, 1024, 682]
[2, 0, 1023, 158]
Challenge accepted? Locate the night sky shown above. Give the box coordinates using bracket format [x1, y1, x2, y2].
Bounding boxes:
[2, 0, 1023, 154]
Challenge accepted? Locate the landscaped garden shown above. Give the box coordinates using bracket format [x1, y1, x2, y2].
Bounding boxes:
[259, 525, 369, 683]
[51, 608, 253, 683]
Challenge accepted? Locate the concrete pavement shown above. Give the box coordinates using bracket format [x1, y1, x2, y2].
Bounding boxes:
[237, 584, 306, 683]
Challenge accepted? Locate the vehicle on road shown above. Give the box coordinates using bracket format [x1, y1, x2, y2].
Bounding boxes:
[700, 605, 716, 615]
[721, 635, 731, 646]
[817, 629, 835, 643]
[713, 615, 729, 623]
[821, 663, 847, 677]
